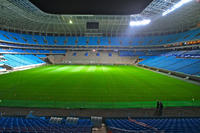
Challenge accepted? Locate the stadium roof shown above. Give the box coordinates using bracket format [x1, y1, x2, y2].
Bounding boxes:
[0, 0, 200, 36]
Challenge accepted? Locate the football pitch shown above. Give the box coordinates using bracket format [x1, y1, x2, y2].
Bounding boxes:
[0, 65, 200, 108]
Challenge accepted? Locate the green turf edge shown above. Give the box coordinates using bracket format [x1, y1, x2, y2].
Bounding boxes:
[0, 100, 200, 109]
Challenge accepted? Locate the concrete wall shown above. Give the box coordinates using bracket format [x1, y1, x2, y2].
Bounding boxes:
[48, 51, 137, 65]
[138, 64, 200, 82]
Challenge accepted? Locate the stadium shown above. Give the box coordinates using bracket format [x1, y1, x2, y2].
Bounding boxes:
[0, 0, 200, 132]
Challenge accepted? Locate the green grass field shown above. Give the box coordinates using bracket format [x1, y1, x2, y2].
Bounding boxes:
[0, 65, 200, 108]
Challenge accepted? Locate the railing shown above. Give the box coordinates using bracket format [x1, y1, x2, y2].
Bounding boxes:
[0, 100, 199, 109]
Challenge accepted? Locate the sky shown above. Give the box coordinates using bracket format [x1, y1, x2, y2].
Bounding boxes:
[29, 0, 153, 15]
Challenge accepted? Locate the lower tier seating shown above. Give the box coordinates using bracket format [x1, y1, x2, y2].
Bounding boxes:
[139, 50, 200, 76]
[2, 54, 45, 68]
[0, 117, 92, 133]
[106, 118, 200, 133]
[2, 117, 200, 133]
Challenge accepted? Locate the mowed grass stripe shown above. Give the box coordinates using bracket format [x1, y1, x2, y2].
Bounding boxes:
[0, 65, 200, 108]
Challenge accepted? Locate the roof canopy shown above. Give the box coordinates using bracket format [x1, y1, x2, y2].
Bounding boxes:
[0, 0, 199, 36]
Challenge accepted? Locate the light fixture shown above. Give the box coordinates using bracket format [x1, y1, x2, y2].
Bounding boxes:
[69, 20, 73, 24]
[129, 19, 151, 26]
[162, 0, 192, 16]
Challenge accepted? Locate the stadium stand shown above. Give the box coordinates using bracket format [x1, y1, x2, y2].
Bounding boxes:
[119, 51, 146, 56]
[1, 40, 200, 76]
[3, 54, 45, 69]
[0, 28, 200, 46]
[38, 50, 50, 54]
[48, 51, 137, 65]
[0, 117, 92, 133]
[1, 43, 200, 76]
[52, 50, 66, 54]
[138, 50, 200, 76]
[36, 54, 47, 58]
[0, 66, 6, 72]
[0, 61, 3, 65]
[0, 49, 5, 53]
[1, 116, 200, 133]
[106, 118, 200, 133]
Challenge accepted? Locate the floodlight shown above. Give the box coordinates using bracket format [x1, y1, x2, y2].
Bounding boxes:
[69, 20, 73, 24]
[162, 0, 192, 16]
[129, 19, 151, 26]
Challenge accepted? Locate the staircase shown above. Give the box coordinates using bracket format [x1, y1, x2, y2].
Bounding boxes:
[47, 55, 55, 64]
[92, 124, 107, 133]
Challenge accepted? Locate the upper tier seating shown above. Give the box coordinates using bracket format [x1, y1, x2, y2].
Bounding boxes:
[0, 48, 6, 53]
[52, 50, 66, 54]
[0, 28, 200, 46]
[36, 54, 47, 58]
[0, 117, 92, 133]
[106, 118, 200, 133]
[139, 50, 200, 76]
[119, 51, 168, 56]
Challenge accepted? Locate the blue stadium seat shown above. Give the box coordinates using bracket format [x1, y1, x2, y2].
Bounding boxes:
[3, 54, 45, 68]
[0, 28, 200, 46]
[106, 118, 200, 133]
[0, 117, 92, 133]
[139, 50, 200, 76]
